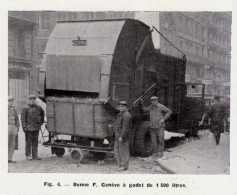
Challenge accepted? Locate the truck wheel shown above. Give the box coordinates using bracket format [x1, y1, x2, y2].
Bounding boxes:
[54, 147, 65, 157]
[70, 149, 84, 163]
[134, 121, 153, 157]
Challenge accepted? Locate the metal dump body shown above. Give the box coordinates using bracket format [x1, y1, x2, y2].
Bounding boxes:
[43, 19, 157, 138]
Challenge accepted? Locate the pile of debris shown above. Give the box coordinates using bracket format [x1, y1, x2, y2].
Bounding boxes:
[46, 96, 100, 104]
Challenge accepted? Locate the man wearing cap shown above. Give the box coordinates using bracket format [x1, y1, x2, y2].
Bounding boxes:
[207, 96, 226, 145]
[140, 96, 172, 158]
[8, 96, 19, 163]
[21, 95, 45, 160]
[112, 101, 132, 171]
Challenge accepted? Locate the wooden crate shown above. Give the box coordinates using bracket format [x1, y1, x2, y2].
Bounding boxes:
[46, 99, 113, 139]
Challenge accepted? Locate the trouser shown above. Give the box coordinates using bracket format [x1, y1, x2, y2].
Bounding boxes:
[213, 132, 221, 145]
[114, 140, 129, 169]
[25, 131, 39, 157]
[150, 127, 165, 157]
[8, 125, 18, 160]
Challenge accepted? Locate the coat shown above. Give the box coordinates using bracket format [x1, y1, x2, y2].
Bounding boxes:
[142, 103, 172, 128]
[112, 110, 132, 141]
[208, 101, 226, 133]
[21, 104, 45, 132]
[8, 107, 19, 128]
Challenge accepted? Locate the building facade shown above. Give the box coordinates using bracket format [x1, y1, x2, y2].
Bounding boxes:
[8, 11, 38, 112]
[36, 11, 231, 97]
[159, 12, 231, 96]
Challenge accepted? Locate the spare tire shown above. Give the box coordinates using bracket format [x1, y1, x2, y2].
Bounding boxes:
[134, 121, 153, 157]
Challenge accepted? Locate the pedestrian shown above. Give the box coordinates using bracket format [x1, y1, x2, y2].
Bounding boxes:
[140, 96, 172, 158]
[8, 96, 19, 163]
[21, 95, 45, 160]
[207, 95, 226, 145]
[112, 101, 132, 171]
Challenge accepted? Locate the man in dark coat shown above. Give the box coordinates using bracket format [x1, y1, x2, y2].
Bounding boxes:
[21, 95, 45, 160]
[8, 96, 19, 163]
[208, 95, 226, 145]
[112, 101, 132, 171]
[140, 96, 172, 158]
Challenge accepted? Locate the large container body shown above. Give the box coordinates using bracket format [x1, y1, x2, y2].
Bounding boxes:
[42, 19, 159, 137]
[46, 98, 114, 139]
[41, 19, 196, 138]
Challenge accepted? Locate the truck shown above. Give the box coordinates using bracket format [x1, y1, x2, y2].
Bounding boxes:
[39, 19, 205, 162]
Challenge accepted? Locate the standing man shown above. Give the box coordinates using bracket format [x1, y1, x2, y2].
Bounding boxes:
[8, 96, 19, 163]
[140, 96, 172, 158]
[21, 95, 45, 160]
[112, 101, 132, 171]
[207, 95, 226, 145]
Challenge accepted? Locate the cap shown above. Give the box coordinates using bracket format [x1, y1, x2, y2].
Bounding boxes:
[28, 94, 37, 99]
[118, 101, 127, 106]
[150, 96, 158, 100]
[8, 96, 14, 101]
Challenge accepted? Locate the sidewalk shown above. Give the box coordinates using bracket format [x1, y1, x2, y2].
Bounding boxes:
[143, 130, 230, 174]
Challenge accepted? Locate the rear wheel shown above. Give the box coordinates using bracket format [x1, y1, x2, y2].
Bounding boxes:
[53, 147, 65, 157]
[70, 149, 84, 163]
[134, 121, 153, 157]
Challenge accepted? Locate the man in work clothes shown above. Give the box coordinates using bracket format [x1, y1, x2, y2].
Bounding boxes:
[8, 96, 19, 163]
[207, 95, 226, 145]
[140, 96, 172, 158]
[21, 95, 45, 160]
[112, 101, 132, 171]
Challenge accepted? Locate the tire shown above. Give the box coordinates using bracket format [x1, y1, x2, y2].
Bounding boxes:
[134, 121, 153, 157]
[54, 147, 65, 157]
[70, 149, 84, 163]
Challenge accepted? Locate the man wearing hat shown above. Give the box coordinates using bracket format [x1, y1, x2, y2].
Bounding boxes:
[112, 101, 132, 171]
[207, 95, 227, 145]
[140, 96, 172, 158]
[8, 96, 19, 163]
[21, 94, 45, 160]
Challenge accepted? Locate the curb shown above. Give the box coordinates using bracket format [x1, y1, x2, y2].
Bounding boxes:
[155, 160, 176, 174]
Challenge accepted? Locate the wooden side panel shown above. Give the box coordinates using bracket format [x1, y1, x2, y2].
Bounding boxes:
[54, 102, 73, 135]
[74, 103, 93, 136]
[46, 101, 55, 133]
[94, 104, 112, 138]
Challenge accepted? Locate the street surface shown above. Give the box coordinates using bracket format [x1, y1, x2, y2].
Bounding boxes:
[8, 126, 167, 174]
[8, 128, 230, 174]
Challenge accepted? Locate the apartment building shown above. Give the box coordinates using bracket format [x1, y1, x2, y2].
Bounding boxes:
[8, 11, 38, 111]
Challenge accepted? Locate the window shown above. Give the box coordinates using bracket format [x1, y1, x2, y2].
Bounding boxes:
[201, 46, 205, 57]
[118, 12, 124, 18]
[67, 12, 74, 20]
[41, 12, 50, 30]
[201, 27, 205, 40]
[179, 39, 184, 50]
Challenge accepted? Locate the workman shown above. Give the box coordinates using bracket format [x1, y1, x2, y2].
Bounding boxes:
[140, 96, 172, 158]
[21, 95, 45, 160]
[8, 96, 19, 163]
[112, 101, 132, 171]
[207, 95, 227, 145]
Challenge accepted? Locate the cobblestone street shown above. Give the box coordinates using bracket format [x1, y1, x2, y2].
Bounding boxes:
[8, 129, 229, 174]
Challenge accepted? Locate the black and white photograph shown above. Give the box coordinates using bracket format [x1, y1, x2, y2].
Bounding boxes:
[1, 0, 237, 194]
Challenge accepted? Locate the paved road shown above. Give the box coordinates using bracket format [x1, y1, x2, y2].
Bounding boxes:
[8, 127, 230, 174]
[8, 127, 166, 174]
[156, 130, 230, 174]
